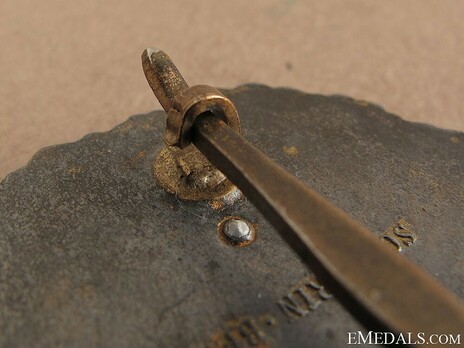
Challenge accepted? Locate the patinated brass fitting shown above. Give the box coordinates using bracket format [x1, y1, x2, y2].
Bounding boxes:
[142, 48, 240, 201]
[142, 48, 241, 148]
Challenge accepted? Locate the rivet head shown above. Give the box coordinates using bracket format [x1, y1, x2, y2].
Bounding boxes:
[218, 216, 256, 247]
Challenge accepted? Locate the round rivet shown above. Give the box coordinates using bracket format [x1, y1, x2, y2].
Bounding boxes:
[218, 216, 256, 247]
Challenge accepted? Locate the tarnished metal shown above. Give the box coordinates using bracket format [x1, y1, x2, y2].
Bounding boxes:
[193, 113, 464, 340]
[218, 216, 256, 247]
[0, 85, 463, 347]
[142, 48, 241, 148]
[141, 48, 188, 112]
[143, 48, 240, 201]
[153, 145, 238, 201]
[142, 49, 464, 341]
[164, 84, 241, 149]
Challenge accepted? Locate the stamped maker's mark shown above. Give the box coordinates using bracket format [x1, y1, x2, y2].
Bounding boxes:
[210, 314, 277, 348]
[278, 274, 332, 319]
[381, 219, 417, 252]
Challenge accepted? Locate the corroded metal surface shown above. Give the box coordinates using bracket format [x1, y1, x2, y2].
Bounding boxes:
[142, 48, 241, 148]
[0, 85, 463, 347]
[146, 50, 464, 338]
[193, 113, 464, 338]
[153, 145, 237, 201]
[143, 48, 240, 201]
